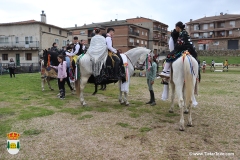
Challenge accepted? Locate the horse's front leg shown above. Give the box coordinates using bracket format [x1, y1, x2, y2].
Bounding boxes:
[47, 77, 54, 91]
[92, 83, 98, 95]
[169, 81, 175, 113]
[80, 77, 88, 106]
[41, 78, 45, 91]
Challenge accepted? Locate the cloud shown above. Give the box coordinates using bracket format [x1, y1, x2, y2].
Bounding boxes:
[1, 0, 240, 30]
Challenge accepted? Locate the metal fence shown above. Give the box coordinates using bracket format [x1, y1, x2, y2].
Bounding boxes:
[1, 63, 40, 73]
[0, 41, 39, 49]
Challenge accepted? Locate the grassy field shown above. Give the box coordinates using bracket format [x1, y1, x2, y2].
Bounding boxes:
[198, 56, 240, 65]
[0, 69, 240, 159]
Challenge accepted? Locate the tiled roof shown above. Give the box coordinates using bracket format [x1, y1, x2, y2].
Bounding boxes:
[187, 14, 240, 24]
[66, 20, 149, 30]
[0, 20, 68, 31]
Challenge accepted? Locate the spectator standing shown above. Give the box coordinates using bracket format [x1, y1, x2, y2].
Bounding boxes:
[8, 58, 16, 78]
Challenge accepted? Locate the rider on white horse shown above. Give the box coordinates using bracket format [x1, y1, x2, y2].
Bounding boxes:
[159, 21, 197, 78]
[106, 27, 121, 80]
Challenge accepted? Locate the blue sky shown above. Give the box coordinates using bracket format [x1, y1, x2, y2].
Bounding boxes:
[0, 0, 240, 30]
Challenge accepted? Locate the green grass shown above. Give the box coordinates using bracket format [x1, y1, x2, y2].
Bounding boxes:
[0, 120, 13, 137]
[0, 107, 15, 116]
[139, 127, 152, 132]
[129, 113, 140, 118]
[24, 129, 44, 135]
[198, 56, 240, 65]
[116, 122, 130, 128]
[78, 114, 93, 120]
[18, 106, 55, 120]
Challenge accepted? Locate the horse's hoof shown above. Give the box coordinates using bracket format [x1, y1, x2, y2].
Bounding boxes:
[184, 111, 189, 114]
[51, 89, 54, 91]
[120, 102, 125, 105]
[125, 102, 129, 106]
[187, 123, 193, 127]
[179, 127, 185, 131]
[92, 92, 96, 95]
[169, 110, 174, 113]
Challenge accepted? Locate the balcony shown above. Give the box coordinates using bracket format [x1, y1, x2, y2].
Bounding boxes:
[128, 31, 139, 36]
[153, 27, 161, 31]
[0, 41, 40, 50]
[161, 29, 167, 33]
[128, 42, 135, 46]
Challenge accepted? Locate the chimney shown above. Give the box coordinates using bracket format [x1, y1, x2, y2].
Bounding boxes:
[75, 24, 77, 27]
[40, 10, 46, 23]
[115, 19, 117, 21]
[190, 19, 192, 22]
[84, 23, 86, 26]
[220, 12, 223, 16]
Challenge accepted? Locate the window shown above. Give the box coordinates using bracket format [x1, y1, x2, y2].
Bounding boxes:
[80, 31, 85, 35]
[137, 30, 139, 33]
[55, 39, 59, 44]
[15, 37, 19, 43]
[230, 21, 235, 27]
[203, 32, 208, 37]
[136, 39, 139, 43]
[26, 53, 32, 60]
[129, 38, 134, 42]
[213, 41, 219, 45]
[68, 32, 72, 36]
[142, 31, 144, 35]
[145, 41, 147, 45]
[145, 32, 148, 36]
[203, 24, 208, 30]
[59, 30, 62, 35]
[210, 23, 214, 27]
[63, 40, 68, 46]
[193, 33, 199, 38]
[0, 36, 9, 44]
[141, 40, 143, 44]
[29, 36, 33, 43]
[220, 23, 225, 27]
[229, 30, 233, 34]
[49, 27, 52, 32]
[194, 24, 199, 30]
[25, 37, 29, 44]
[221, 31, 225, 36]
[2, 54, 8, 60]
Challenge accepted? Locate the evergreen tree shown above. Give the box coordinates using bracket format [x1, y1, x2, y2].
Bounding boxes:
[17, 142, 20, 149]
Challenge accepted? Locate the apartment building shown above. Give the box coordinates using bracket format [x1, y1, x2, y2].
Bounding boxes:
[66, 20, 149, 53]
[0, 11, 68, 71]
[186, 13, 240, 50]
[126, 17, 168, 54]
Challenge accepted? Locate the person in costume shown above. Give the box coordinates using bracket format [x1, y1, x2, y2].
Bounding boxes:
[159, 21, 197, 78]
[106, 27, 121, 79]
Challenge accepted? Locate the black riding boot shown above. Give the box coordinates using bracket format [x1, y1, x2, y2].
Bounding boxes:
[150, 90, 156, 106]
[146, 90, 153, 104]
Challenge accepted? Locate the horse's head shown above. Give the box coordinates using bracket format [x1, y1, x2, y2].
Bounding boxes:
[42, 49, 48, 67]
[136, 49, 153, 70]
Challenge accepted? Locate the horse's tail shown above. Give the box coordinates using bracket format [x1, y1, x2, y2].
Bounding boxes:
[184, 55, 194, 106]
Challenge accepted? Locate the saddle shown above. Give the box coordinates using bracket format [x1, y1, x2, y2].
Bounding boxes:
[89, 52, 126, 84]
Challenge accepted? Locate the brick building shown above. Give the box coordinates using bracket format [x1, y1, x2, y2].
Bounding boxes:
[0, 11, 68, 72]
[66, 20, 149, 53]
[186, 13, 240, 50]
[126, 17, 168, 54]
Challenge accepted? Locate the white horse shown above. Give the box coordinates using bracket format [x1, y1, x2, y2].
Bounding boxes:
[75, 47, 152, 106]
[169, 51, 199, 131]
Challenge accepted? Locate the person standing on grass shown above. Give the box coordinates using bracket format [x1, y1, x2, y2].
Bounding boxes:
[63, 50, 74, 94]
[223, 59, 228, 70]
[50, 55, 67, 99]
[8, 58, 16, 78]
[210, 59, 215, 71]
[146, 55, 157, 106]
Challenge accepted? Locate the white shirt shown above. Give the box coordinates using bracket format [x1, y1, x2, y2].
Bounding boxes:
[106, 37, 117, 53]
[168, 37, 174, 52]
[82, 45, 85, 51]
[66, 51, 75, 57]
[72, 43, 80, 55]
